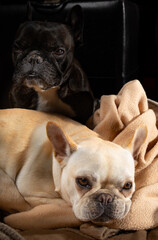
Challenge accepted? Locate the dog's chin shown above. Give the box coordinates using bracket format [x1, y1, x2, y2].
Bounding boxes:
[91, 212, 113, 223]
[91, 212, 122, 223]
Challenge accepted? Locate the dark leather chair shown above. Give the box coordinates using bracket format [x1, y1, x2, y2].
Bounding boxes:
[0, 0, 139, 108]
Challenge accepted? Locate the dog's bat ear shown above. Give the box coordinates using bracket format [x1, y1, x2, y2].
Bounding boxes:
[126, 126, 147, 160]
[26, 1, 32, 21]
[46, 121, 77, 164]
[66, 5, 83, 46]
[46, 121, 77, 193]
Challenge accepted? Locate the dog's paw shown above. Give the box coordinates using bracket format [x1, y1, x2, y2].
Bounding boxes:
[80, 223, 119, 240]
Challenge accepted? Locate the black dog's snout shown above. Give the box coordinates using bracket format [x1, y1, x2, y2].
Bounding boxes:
[97, 193, 113, 205]
[28, 54, 43, 65]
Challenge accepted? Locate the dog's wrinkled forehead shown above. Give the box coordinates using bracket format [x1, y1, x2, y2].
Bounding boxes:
[15, 21, 74, 50]
[68, 139, 135, 183]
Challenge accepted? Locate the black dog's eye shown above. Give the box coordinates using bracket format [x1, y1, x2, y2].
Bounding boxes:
[13, 42, 23, 51]
[13, 45, 21, 53]
[76, 177, 91, 189]
[14, 49, 22, 55]
[54, 48, 65, 56]
[123, 182, 133, 190]
[13, 48, 22, 61]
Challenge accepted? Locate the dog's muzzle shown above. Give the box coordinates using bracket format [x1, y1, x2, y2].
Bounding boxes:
[77, 192, 131, 223]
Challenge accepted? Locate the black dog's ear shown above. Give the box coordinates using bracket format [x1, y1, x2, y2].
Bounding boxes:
[26, 1, 32, 21]
[66, 5, 83, 46]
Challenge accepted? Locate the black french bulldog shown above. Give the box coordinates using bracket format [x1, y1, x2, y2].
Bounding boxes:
[9, 5, 95, 123]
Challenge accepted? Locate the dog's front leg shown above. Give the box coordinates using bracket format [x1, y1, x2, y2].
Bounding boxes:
[4, 199, 81, 230]
[9, 84, 38, 109]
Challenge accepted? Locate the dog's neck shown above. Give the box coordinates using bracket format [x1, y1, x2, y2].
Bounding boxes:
[36, 87, 75, 117]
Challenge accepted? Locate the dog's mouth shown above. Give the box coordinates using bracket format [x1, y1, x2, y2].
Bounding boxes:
[91, 209, 121, 223]
[90, 200, 130, 223]
[28, 72, 37, 78]
[23, 72, 60, 91]
[78, 197, 131, 223]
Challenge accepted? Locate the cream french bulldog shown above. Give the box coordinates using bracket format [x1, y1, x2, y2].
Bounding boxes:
[0, 108, 146, 230]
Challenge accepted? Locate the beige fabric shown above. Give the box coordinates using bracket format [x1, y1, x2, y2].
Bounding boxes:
[0, 222, 25, 240]
[20, 228, 94, 240]
[18, 225, 158, 240]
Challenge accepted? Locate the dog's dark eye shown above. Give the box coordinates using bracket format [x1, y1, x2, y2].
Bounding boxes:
[54, 48, 65, 56]
[14, 49, 22, 55]
[13, 48, 22, 61]
[123, 182, 133, 190]
[13, 45, 22, 53]
[76, 177, 91, 189]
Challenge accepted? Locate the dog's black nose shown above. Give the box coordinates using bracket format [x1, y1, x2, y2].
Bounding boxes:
[97, 193, 113, 205]
[28, 55, 43, 64]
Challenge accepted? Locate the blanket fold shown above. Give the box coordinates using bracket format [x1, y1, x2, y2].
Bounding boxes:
[87, 80, 158, 230]
[0, 222, 25, 240]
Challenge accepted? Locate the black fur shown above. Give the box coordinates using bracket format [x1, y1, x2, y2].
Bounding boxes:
[10, 5, 94, 123]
